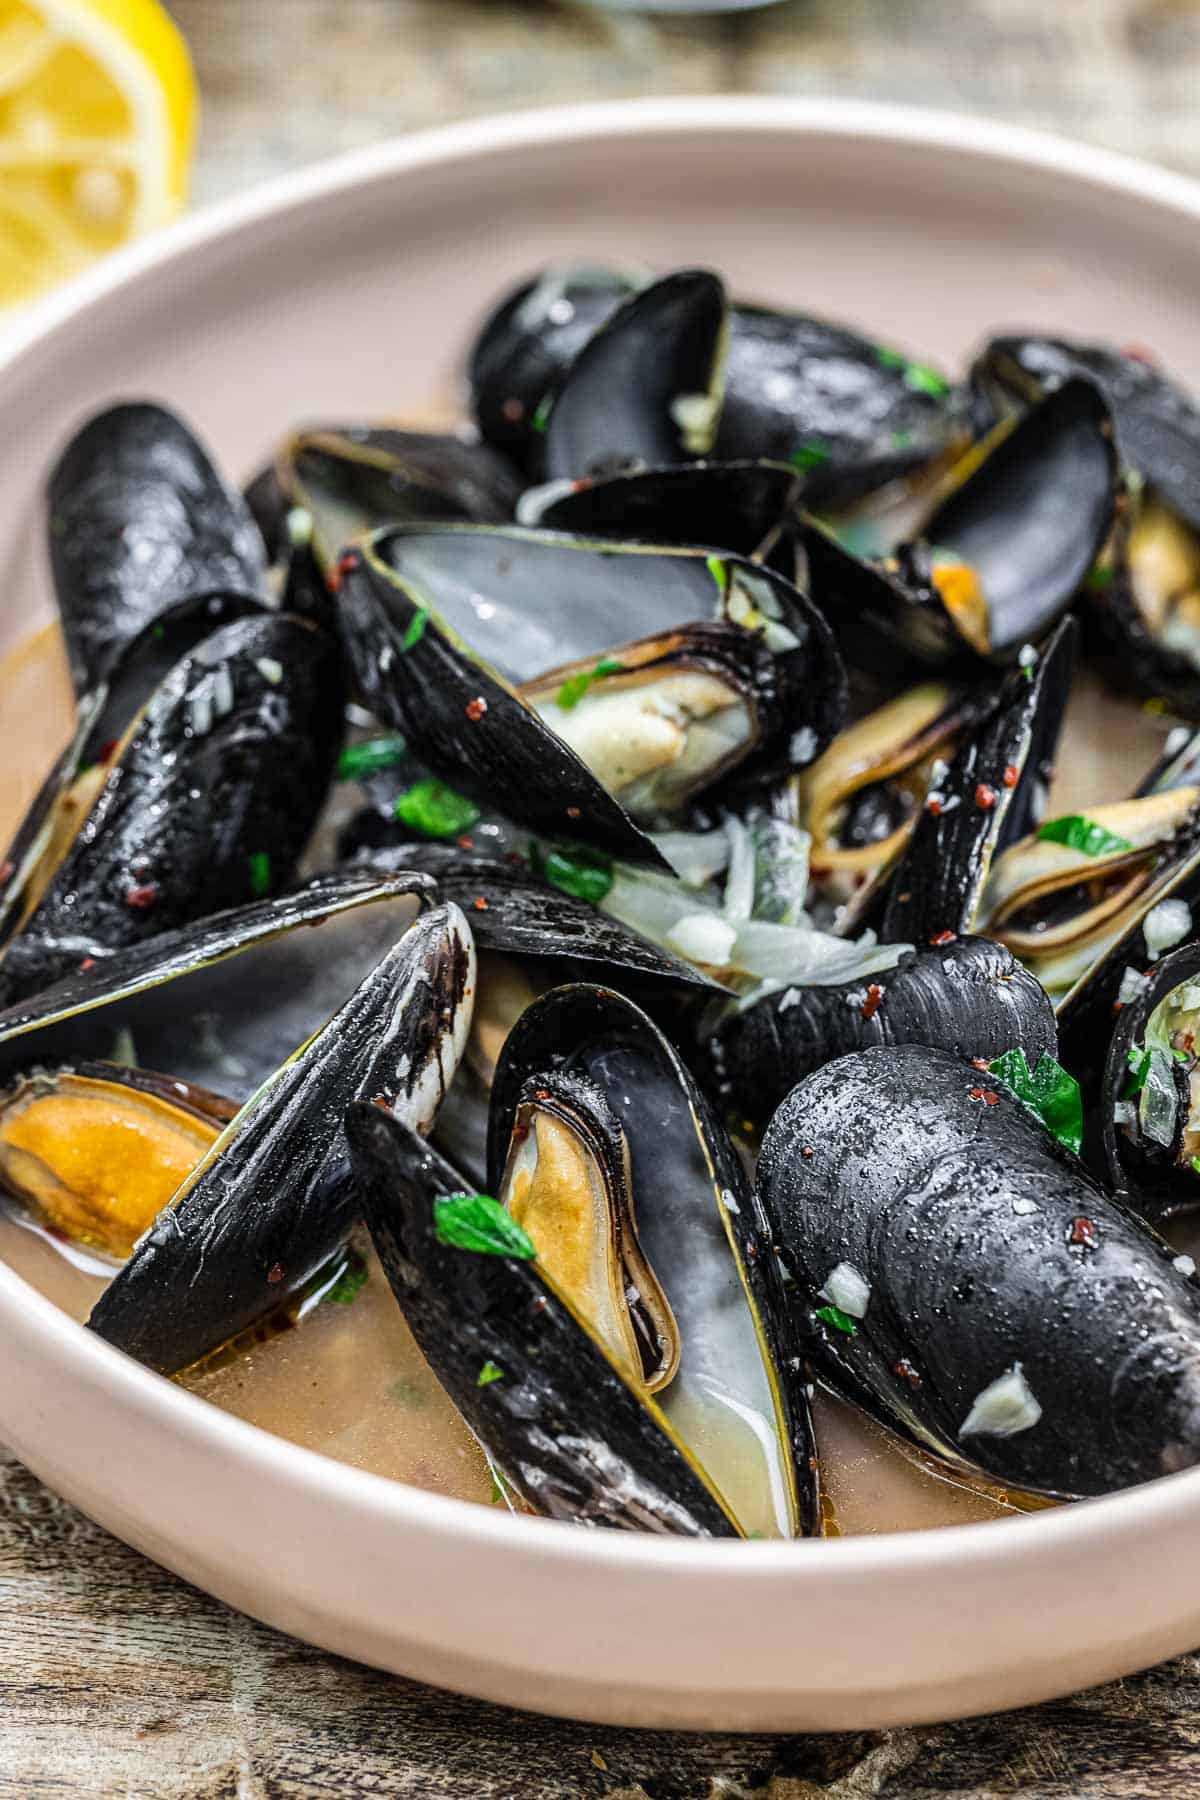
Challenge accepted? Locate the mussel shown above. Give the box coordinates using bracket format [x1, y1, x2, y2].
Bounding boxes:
[47, 401, 268, 700]
[976, 335, 1200, 715]
[540, 270, 727, 482]
[880, 619, 1076, 945]
[978, 787, 1200, 997]
[337, 524, 845, 864]
[1102, 941, 1200, 1222]
[276, 426, 522, 567]
[0, 610, 345, 1007]
[87, 902, 474, 1374]
[803, 380, 1115, 672]
[704, 936, 1056, 1133]
[757, 1044, 1200, 1498]
[346, 1102, 738, 1535]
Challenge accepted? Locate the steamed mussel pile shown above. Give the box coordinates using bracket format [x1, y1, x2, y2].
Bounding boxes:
[12, 268, 1200, 1538]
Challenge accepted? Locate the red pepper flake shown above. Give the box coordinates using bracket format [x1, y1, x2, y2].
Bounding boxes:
[511, 1121, 529, 1144]
[926, 797, 943, 817]
[801, 1145, 815, 1159]
[371, 1093, 391, 1110]
[808, 1455, 819, 1474]
[96, 738, 118, 766]
[1123, 343, 1158, 365]
[0, 860, 13, 884]
[465, 697, 488, 722]
[1002, 764, 1018, 788]
[974, 782, 997, 811]
[894, 1358, 922, 1390]
[79, 957, 96, 973]
[472, 895, 488, 911]
[124, 883, 158, 910]
[528, 1294, 548, 1317]
[501, 397, 525, 423]
[896, 890, 912, 904]
[457, 836, 475, 851]
[969, 1087, 999, 1105]
[565, 805, 581, 819]
[535, 1088, 551, 1101]
[929, 929, 956, 947]
[861, 983, 884, 1021]
[267, 1263, 284, 1284]
[971, 1058, 990, 1071]
[1070, 1216, 1097, 1249]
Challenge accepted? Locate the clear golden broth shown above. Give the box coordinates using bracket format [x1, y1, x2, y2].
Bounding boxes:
[0, 619, 1183, 1535]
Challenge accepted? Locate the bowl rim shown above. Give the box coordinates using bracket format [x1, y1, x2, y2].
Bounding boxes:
[7, 92, 1200, 1578]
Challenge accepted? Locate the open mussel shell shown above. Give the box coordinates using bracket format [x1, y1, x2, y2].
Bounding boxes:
[277, 426, 522, 568]
[0, 611, 345, 1008]
[0, 1059, 237, 1263]
[541, 270, 727, 483]
[704, 936, 1057, 1133]
[803, 381, 1115, 671]
[1101, 942, 1200, 1222]
[797, 680, 990, 880]
[530, 459, 805, 566]
[978, 787, 1200, 999]
[0, 868, 434, 1102]
[345, 1101, 738, 1535]
[87, 902, 475, 1375]
[715, 304, 962, 506]
[758, 1043, 1200, 1499]
[338, 524, 844, 863]
[880, 618, 1076, 945]
[468, 265, 646, 471]
[343, 842, 717, 999]
[48, 401, 268, 699]
[487, 984, 818, 1538]
[977, 336, 1200, 712]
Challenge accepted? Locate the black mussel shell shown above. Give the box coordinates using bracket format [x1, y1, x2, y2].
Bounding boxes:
[1102, 942, 1200, 1221]
[704, 936, 1056, 1132]
[542, 270, 727, 483]
[488, 984, 818, 1538]
[48, 402, 268, 698]
[87, 903, 474, 1374]
[339, 842, 718, 999]
[717, 304, 962, 506]
[345, 1100, 737, 1535]
[468, 265, 645, 470]
[337, 524, 844, 864]
[758, 1044, 1200, 1498]
[243, 462, 290, 565]
[880, 618, 1077, 944]
[1137, 726, 1200, 797]
[279, 426, 522, 568]
[0, 869, 433, 1101]
[976, 334, 1200, 530]
[803, 381, 1115, 671]
[0, 611, 345, 1007]
[532, 459, 805, 566]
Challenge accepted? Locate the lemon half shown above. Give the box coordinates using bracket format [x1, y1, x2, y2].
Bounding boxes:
[0, 0, 196, 306]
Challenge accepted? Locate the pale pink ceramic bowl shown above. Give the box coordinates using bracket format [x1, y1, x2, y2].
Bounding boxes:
[1, 99, 1199, 1731]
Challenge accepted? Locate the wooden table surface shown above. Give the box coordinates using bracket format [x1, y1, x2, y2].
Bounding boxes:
[8, 1, 1200, 1792]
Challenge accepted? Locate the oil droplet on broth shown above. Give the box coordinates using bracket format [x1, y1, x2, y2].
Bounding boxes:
[0, 617, 1162, 1535]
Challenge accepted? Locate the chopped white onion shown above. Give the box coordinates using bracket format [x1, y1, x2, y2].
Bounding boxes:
[819, 1261, 871, 1319]
[960, 1363, 1042, 1438]
[665, 913, 737, 966]
[1140, 1048, 1179, 1147]
[722, 815, 756, 922]
[1011, 1197, 1039, 1216]
[1174, 1254, 1197, 1278]
[669, 390, 721, 453]
[1117, 966, 1149, 1005]
[516, 478, 578, 525]
[650, 829, 729, 887]
[1144, 899, 1192, 957]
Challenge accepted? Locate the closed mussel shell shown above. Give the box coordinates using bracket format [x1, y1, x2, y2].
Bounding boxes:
[533, 459, 806, 567]
[704, 936, 1057, 1133]
[345, 1102, 738, 1535]
[87, 903, 475, 1375]
[48, 401, 268, 699]
[0, 611, 345, 1007]
[758, 1044, 1200, 1498]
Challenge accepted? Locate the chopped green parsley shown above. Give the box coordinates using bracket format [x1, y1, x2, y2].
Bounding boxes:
[988, 1048, 1083, 1155]
[394, 777, 479, 839]
[248, 851, 271, 898]
[476, 1360, 505, 1387]
[815, 1303, 858, 1337]
[337, 734, 408, 781]
[433, 1192, 536, 1260]
[400, 608, 429, 652]
[555, 657, 624, 711]
[1036, 815, 1134, 858]
[529, 840, 614, 905]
